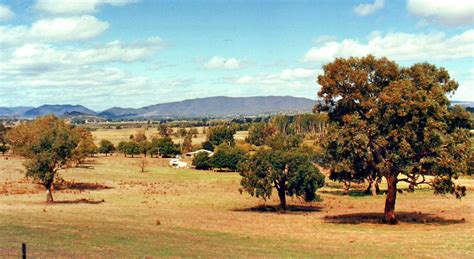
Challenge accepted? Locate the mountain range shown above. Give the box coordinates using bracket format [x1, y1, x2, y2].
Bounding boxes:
[1, 96, 472, 120]
[0, 96, 316, 119]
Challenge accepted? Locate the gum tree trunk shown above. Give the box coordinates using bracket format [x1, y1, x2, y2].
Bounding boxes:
[384, 174, 398, 224]
[45, 182, 54, 203]
[371, 180, 378, 196]
[277, 188, 287, 211]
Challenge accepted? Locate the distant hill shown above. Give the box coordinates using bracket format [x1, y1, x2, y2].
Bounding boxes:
[0, 107, 13, 116]
[98, 96, 316, 119]
[451, 101, 474, 107]
[0, 106, 34, 116]
[23, 105, 96, 117]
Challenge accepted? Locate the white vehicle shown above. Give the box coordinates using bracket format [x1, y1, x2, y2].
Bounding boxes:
[175, 161, 188, 169]
[169, 159, 180, 167]
[169, 159, 188, 169]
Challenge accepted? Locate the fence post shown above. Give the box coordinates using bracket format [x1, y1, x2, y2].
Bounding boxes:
[22, 243, 26, 259]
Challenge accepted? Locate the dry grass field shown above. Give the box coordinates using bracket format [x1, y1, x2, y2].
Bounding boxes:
[90, 126, 207, 146]
[0, 154, 473, 258]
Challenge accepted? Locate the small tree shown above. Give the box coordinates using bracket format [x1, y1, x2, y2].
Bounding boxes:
[138, 140, 150, 157]
[148, 138, 160, 158]
[193, 152, 212, 170]
[134, 132, 147, 143]
[158, 124, 173, 138]
[138, 157, 148, 173]
[176, 128, 188, 138]
[117, 141, 128, 157]
[6, 115, 82, 203]
[125, 141, 140, 158]
[189, 128, 199, 138]
[182, 134, 193, 153]
[239, 149, 325, 210]
[98, 139, 115, 156]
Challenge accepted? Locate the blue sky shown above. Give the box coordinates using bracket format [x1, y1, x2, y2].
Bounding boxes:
[0, 0, 473, 110]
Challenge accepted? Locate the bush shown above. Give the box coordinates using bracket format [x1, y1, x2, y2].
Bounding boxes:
[201, 140, 214, 151]
[210, 143, 245, 171]
[192, 152, 212, 170]
[0, 145, 9, 155]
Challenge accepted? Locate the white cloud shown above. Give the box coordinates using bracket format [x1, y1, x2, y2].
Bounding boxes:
[407, 0, 474, 26]
[0, 15, 109, 45]
[2, 37, 163, 74]
[0, 4, 14, 21]
[354, 0, 385, 16]
[0, 62, 190, 110]
[280, 68, 316, 80]
[35, 0, 136, 15]
[235, 76, 253, 84]
[312, 35, 337, 44]
[234, 68, 321, 87]
[204, 56, 243, 70]
[31, 16, 109, 41]
[303, 29, 474, 63]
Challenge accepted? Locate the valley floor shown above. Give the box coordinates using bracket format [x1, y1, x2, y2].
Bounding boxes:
[0, 155, 473, 258]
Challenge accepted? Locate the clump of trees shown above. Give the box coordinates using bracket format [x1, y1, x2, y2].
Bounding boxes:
[207, 125, 236, 146]
[117, 131, 181, 158]
[238, 149, 325, 210]
[317, 55, 472, 224]
[192, 144, 245, 171]
[210, 143, 245, 171]
[153, 137, 181, 158]
[118, 141, 140, 157]
[6, 115, 91, 203]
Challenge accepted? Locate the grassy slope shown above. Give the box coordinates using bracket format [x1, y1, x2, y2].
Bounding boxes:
[0, 155, 473, 258]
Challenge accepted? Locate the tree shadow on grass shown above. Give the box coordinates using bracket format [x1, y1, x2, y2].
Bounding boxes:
[324, 212, 466, 225]
[54, 181, 112, 191]
[54, 198, 105, 204]
[319, 189, 374, 197]
[320, 188, 415, 197]
[234, 204, 323, 214]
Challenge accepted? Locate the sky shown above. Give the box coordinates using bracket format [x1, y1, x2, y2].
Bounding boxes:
[0, 0, 473, 111]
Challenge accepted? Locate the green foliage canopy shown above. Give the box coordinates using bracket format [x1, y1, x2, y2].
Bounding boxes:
[317, 55, 472, 223]
[239, 149, 325, 210]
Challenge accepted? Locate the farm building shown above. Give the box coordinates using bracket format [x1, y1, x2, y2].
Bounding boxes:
[184, 149, 214, 158]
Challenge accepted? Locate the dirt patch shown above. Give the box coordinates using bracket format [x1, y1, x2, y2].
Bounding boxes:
[0, 178, 43, 195]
